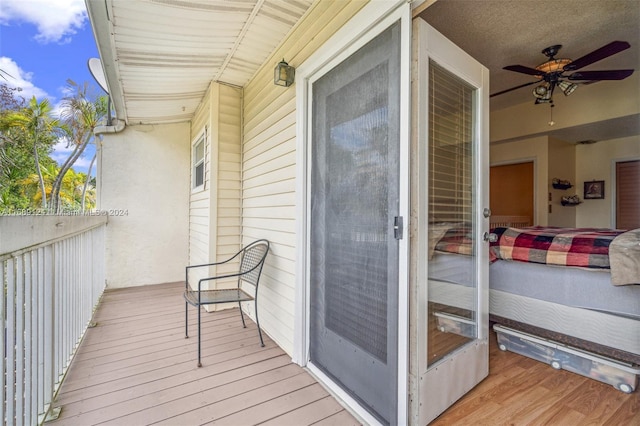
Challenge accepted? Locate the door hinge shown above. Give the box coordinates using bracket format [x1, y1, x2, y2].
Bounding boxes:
[394, 216, 404, 240]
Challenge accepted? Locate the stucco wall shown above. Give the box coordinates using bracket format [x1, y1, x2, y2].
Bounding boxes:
[98, 122, 190, 288]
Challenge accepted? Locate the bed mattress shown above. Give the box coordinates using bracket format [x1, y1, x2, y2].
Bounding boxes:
[490, 259, 640, 320]
[428, 251, 640, 320]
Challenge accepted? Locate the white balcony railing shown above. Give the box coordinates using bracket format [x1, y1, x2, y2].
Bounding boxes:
[1, 215, 107, 425]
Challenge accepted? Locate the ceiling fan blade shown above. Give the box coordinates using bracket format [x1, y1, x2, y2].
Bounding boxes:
[564, 41, 631, 71]
[568, 69, 634, 80]
[490, 80, 538, 97]
[503, 65, 545, 76]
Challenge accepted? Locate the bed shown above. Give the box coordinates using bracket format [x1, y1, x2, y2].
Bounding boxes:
[427, 220, 640, 365]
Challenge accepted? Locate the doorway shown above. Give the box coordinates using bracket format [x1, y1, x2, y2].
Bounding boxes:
[616, 159, 640, 229]
[490, 161, 534, 222]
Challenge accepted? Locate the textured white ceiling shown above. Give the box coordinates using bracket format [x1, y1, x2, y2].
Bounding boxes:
[418, 0, 640, 143]
[419, 0, 640, 112]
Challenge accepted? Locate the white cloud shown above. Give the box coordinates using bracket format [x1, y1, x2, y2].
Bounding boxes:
[0, 0, 87, 44]
[0, 56, 49, 100]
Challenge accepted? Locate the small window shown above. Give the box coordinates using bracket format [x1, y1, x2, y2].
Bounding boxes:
[193, 136, 205, 189]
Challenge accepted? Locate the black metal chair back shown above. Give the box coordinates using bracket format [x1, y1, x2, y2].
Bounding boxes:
[184, 239, 269, 367]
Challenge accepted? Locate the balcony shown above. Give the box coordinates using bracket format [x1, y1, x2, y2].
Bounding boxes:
[0, 217, 358, 425]
[47, 283, 358, 425]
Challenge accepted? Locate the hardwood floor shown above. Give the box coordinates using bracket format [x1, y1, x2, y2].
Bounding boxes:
[431, 330, 640, 425]
[50, 282, 638, 425]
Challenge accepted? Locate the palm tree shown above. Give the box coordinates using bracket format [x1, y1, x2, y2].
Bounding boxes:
[3, 97, 62, 209]
[50, 81, 107, 212]
[81, 152, 97, 211]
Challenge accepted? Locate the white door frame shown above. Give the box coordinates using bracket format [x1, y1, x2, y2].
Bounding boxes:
[293, 1, 411, 424]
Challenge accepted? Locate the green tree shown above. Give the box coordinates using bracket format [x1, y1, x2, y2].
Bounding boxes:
[19, 165, 94, 210]
[51, 80, 107, 212]
[0, 85, 57, 211]
[3, 96, 64, 209]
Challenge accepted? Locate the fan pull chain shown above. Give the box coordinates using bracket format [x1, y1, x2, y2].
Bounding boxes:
[548, 102, 555, 126]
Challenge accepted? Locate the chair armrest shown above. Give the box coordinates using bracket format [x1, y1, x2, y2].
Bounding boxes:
[185, 250, 242, 271]
[195, 262, 263, 290]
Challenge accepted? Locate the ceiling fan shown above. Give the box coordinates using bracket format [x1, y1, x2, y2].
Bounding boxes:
[491, 41, 635, 104]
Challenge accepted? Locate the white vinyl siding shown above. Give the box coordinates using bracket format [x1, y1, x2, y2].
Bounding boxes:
[189, 87, 211, 274]
[189, 83, 242, 292]
[241, 0, 369, 355]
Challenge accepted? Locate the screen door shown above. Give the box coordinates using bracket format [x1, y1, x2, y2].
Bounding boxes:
[309, 22, 401, 425]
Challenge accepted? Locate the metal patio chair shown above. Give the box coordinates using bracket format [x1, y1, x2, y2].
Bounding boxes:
[184, 239, 269, 367]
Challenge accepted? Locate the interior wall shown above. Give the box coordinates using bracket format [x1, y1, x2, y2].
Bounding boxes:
[490, 136, 548, 226]
[490, 74, 640, 143]
[98, 122, 190, 288]
[548, 137, 577, 227]
[575, 135, 640, 228]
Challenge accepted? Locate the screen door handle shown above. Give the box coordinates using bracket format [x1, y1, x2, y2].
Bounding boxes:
[394, 216, 403, 240]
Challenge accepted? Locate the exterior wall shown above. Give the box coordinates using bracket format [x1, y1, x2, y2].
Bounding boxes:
[548, 137, 576, 227]
[189, 88, 212, 273]
[490, 136, 549, 226]
[241, 0, 369, 354]
[98, 122, 190, 288]
[189, 83, 243, 292]
[576, 135, 640, 228]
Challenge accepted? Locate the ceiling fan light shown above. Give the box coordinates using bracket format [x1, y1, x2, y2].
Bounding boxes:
[533, 84, 548, 98]
[558, 80, 578, 96]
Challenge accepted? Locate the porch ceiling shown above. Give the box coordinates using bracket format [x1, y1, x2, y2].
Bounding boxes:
[87, 0, 639, 142]
[86, 0, 314, 125]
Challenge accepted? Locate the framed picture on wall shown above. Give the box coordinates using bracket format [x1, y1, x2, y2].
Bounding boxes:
[584, 180, 605, 199]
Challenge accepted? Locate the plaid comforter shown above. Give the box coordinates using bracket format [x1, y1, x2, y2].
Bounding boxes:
[490, 226, 626, 269]
[434, 225, 473, 256]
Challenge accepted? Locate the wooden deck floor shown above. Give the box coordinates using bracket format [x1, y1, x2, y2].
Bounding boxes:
[50, 283, 359, 426]
[51, 283, 639, 426]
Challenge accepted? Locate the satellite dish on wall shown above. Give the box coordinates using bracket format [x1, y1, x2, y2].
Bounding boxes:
[88, 58, 109, 94]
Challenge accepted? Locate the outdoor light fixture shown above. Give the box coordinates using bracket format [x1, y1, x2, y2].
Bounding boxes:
[274, 59, 295, 87]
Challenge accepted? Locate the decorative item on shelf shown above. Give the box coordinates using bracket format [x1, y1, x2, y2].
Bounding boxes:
[561, 195, 582, 206]
[552, 178, 572, 190]
[584, 180, 605, 200]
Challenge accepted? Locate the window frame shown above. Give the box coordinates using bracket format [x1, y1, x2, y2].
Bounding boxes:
[192, 133, 206, 191]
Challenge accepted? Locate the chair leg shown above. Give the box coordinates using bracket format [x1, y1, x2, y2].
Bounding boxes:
[238, 301, 247, 328]
[255, 301, 265, 347]
[197, 304, 202, 368]
[185, 301, 189, 339]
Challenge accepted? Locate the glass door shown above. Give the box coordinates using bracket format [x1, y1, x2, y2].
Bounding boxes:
[413, 19, 490, 425]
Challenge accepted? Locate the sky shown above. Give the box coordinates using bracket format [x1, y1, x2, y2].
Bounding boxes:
[0, 0, 102, 175]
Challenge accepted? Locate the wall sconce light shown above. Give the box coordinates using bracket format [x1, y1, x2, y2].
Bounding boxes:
[274, 59, 295, 87]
